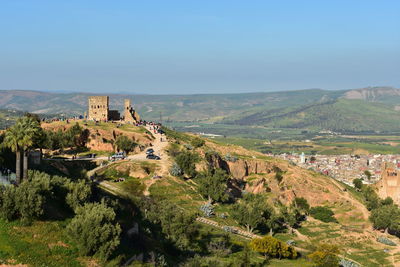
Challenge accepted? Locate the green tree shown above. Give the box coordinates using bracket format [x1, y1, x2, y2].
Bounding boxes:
[265, 213, 284, 236]
[292, 197, 310, 214]
[381, 197, 394, 206]
[369, 204, 400, 233]
[115, 135, 137, 155]
[364, 170, 372, 180]
[197, 168, 229, 203]
[308, 244, 340, 267]
[146, 200, 198, 249]
[66, 202, 121, 259]
[175, 151, 199, 178]
[0, 186, 17, 221]
[353, 178, 363, 190]
[14, 181, 46, 223]
[20, 117, 41, 180]
[362, 186, 380, 210]
[249, 235, 297, 259]
[66, 180, 92, 211]
[232, 193, 272, 233]
[3, 116, 41, 182]
[279, 205, 299, 234]
[309, 206, 338, 223]
[273, 166, 284, 184]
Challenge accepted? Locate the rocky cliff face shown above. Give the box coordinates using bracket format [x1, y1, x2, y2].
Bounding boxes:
[344, 87, 400, 100]
[205, 153, 275, 179]
[203, 148, 369, 224]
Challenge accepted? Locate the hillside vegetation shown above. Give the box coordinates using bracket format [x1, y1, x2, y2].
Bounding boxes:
[2, 118, 400, 266]
[223, 99, 400, 133]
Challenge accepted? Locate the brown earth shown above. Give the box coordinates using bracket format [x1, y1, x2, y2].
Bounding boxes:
[41, 120, 155, 152]
[204, 140, 370, 226]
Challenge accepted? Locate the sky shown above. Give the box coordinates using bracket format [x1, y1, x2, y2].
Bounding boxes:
[0, 0, 399, 94]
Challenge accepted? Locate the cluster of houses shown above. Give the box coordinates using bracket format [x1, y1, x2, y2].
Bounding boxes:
[277, 152, 400, 186]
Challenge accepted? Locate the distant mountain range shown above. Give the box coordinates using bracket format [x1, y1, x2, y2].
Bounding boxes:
[0, 86, 399, 133]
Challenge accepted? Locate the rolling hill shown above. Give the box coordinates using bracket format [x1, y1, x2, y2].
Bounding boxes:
[0, 86, 399, 133]
[222, 98, 400, 133]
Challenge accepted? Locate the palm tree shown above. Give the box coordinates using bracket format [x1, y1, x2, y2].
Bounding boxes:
[20, 117, 41, 180]
[3, 117, 40, 183]
[3, 121, 24, 183]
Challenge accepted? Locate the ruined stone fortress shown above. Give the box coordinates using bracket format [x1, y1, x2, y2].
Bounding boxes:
[87, 96, 140, 123]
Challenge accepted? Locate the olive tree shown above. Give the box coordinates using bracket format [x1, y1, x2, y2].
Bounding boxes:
[66, 202, 121, 259]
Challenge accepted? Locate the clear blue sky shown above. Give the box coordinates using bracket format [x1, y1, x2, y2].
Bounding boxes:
[0, 0, 399, 94]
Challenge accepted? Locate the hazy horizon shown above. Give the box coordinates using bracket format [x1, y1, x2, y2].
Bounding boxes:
[1, 85, 398, 96]
[1, 0, 399, 94]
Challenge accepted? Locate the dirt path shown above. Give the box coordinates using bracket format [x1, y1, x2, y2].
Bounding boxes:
[94, 125, 171, 196]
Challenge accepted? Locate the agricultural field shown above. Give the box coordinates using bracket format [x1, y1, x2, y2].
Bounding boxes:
[211, 135, 400, 155]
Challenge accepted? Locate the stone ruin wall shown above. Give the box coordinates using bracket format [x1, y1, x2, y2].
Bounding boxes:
[88, 96, 140, 123]
[124, 99, 140, 123]
[88, 96, 109, 121]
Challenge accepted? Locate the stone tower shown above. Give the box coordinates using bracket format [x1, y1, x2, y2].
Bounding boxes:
[376, 162, 400, 204]
[88, 96, 109, 121]
[124, 99, 140, 123]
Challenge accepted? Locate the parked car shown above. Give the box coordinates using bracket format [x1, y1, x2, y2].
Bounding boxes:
[146, 148, 154, 155]
[146, 154, 161, 160]
[111, 152, 125, 160]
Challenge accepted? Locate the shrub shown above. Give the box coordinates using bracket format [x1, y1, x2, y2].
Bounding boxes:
[14, 182, 45, 223]
[166, 143, 181, 157]
[339, 258, 360, 267]
[273, 166, 284, 184]
[66, 201, 121, 259]
[250, 235, 297, 259]
[308, 244, 340, 267]
[115, 135, 137, 155]
[200, 202, 215, 217]
[0, 186, 17, 221]
[309, 206, 338, 223]
[191, 137, 205, 148]
[293, 197, 310, 214]
[66, 180, 92, 211]
[169, 162, 183, 176]
[362, 186, 380, 210]
[183, 143, 193, 150]
[224, 153, 238, 162]
[0, 178, 46, 223]
[352, 178, 363, 190]
[207, 235, 231, 257]
[377, 236, 396, 246]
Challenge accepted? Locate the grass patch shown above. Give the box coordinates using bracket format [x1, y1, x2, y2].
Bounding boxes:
[0, 219, 84, 266]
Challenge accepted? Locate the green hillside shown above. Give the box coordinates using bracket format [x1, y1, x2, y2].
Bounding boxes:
[0, 89, 343, 121]
[1, 87, 400, 133]
[0, 109, 26, 129]
[222, 99, 400, 133]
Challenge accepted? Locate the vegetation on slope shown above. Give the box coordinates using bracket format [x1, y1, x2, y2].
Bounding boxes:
[223, 99, 400, 133]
